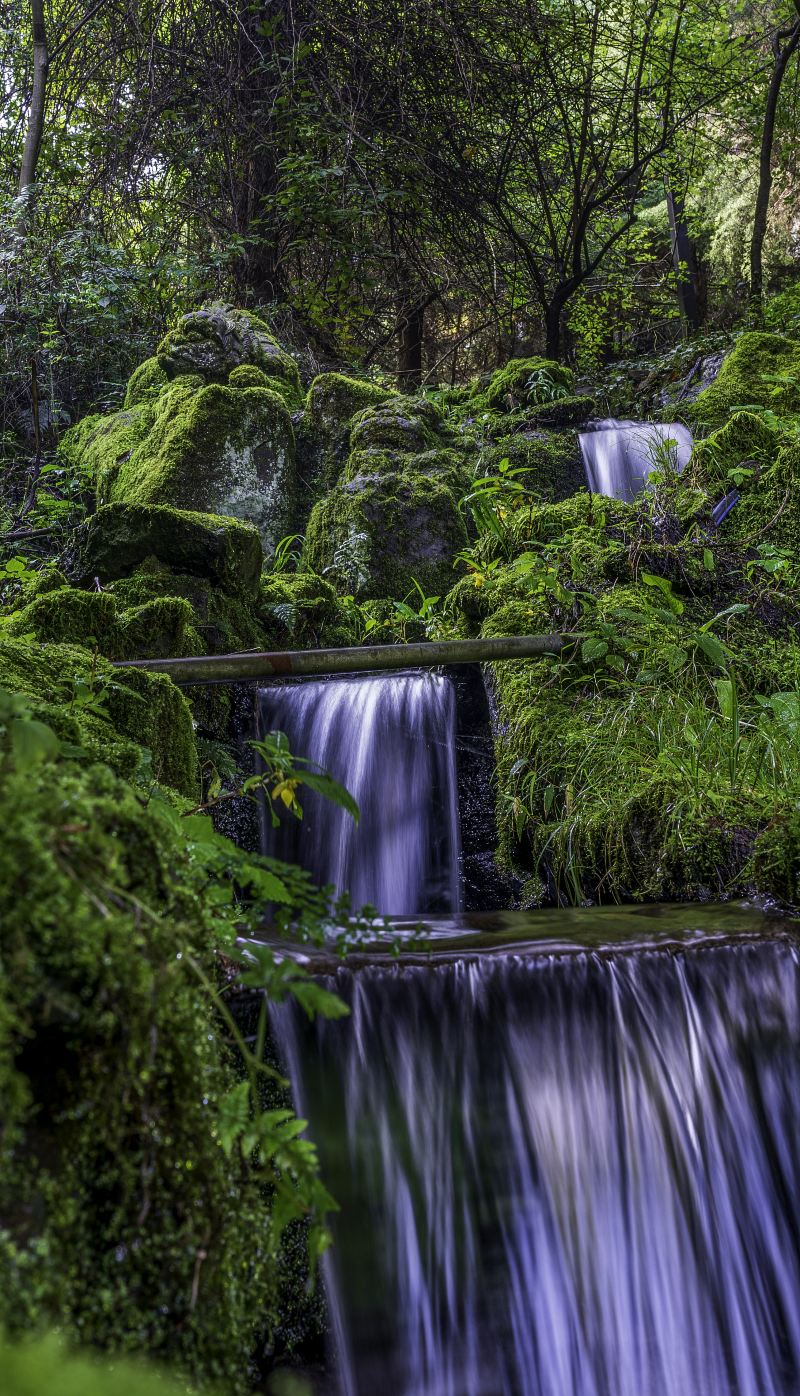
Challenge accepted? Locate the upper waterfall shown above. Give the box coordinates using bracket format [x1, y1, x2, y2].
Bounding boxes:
[258, 671, 462, 915]
[579, 419, 693, 500]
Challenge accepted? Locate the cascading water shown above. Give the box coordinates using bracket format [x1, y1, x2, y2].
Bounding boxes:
[258, 671, 461, 915]
[272, 929, 800, 1396]
[579, 419, 693, 500]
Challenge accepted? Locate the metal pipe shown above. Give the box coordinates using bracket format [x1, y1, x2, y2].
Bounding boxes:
[115, 633, 566, 686]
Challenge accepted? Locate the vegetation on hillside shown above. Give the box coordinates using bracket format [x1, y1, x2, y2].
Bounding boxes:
[4, 0, 800, 1390]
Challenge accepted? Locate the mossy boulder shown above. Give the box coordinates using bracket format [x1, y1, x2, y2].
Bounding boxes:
[523, 394, 596, 428]
[258, 572, 358, 649]
[688, 332, 800, 430]
[62, 379, 297, 554]
[0, 756, 271, 1387]
[306, 373, 391, 432]
[343, 444, 472, 495]
[483, 357, 574, 412]
[124, 357, 168, 408]
[349, 396, 444, 455]
[304, 373, 393, 488]
[155, 304, 302, 407]
[480, 432, 586, 502]
[0, 637, 198, 795]
[64, 504, 263, 598]
[304, 472, 468, 600]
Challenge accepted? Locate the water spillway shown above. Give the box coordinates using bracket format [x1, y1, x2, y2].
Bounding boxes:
[579, 418, 693, 500]
[258, 671, 461, 915]
[273, 927, 800, 1396]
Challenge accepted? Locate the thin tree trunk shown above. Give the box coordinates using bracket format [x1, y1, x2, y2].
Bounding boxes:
[397, 288, 426, 391]
[750, 20, 800, 317]
[666, 187, 702, 330]
[18, 0, 49, 195]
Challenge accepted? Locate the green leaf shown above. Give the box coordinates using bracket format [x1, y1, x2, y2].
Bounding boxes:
[218, 1081, 250, 1157]
[9, 718, 60, 770]
[695, 632, 727, 667]
[581, 637, 609, 663]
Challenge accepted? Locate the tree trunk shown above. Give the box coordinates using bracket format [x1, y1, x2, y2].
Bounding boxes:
[397, 298, 425, 391]
[750, 21, 800, 317]
[545, 298, 564, 361]
[18, 0, 49, 195]
[666, 188, 702, 330]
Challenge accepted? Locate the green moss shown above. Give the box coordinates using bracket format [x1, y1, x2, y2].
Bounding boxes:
[349, 397, 444, 455]
[58, 406, 153, 496]
[5, 588, 119, 649]
[523, 394, 596, 428]
[0, 759, 267, 1388]
[343, 445, 472, 494]
[0, 638, 198, 796]
[99, 381, 296, 553]
[304, 472, 468, 600]
[482, 357, 574, 412]
[109, 563, 262, 658]
[306, 372, 391, 431]
[687, 332, 800, 429]
[124, 358, 169, 409]
[66, 504, 263, 599]
[679, 411, 800, 549]
[480, 432, 586, 502]
[258, 572, 358, 649]
[0, 1334, 193, 1396]
[156, 305, 302, 406]
[228, 364, 270, 389]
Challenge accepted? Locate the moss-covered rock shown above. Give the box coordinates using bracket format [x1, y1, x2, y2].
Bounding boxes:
[479, 431, 586, 502]
[482, 357, 574, 412]
[687, 332, 800, 429]
[124, 358, 169, 409]
[62, 379, 297, 555]
[64, 504, 263, 598]
[304, 471, 468, 600]
[676, 411, 800, 549]
[258, 572, 358, 649]
[523, 394, 596, 428]
[349, 397, 444, 455]
[156, 305, 302, 407]
[0, 757, 268, 1388]
[306, 372, 391, 432]
[304, 373, 393, 489]
[0, 638, 198, 795]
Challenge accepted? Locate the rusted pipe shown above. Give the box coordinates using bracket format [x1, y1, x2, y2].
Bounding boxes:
[115, 634, 566, 686]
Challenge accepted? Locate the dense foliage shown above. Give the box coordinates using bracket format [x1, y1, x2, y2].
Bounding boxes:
[4, 0, 800, 1391]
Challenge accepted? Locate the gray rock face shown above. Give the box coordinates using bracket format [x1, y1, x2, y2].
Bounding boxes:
[155, 304, 302, 405]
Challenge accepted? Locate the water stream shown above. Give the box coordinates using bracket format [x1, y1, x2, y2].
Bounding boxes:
[258, 671, 461, 915]
[258, 648, 800, 1396]
[273, 921, 800, 1396]
[579, 418, 693, 500]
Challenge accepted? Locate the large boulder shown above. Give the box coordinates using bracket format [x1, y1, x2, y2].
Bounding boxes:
[60, 376, 297, 555]
[304, 470, 468, 600]
[155, 304, 302, 406]
[303, 372, 393, 487]
[482, 357, 574, 412]
[63, 503, 263, 596]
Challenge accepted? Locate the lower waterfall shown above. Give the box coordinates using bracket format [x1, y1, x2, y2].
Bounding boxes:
[579, 418, 693, 500]
[272, 935, 800, 1396]
[258, 671, 461, 915]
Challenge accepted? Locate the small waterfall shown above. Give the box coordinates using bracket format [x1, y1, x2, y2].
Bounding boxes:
[258, 671, 461, 915]
[579, 419, 693, 500]
[273, 936, 800, 1396]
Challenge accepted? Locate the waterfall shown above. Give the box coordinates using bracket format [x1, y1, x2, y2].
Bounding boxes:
[273, 936, 800, 1396]
[258, 671, 461, 915]
[579, 419, 693, 500]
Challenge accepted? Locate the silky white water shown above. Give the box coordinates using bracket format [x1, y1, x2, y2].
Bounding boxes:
[258, 671, 461, 915]
[273, 936, 800, 1396]
[579, 418, 693, 500]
